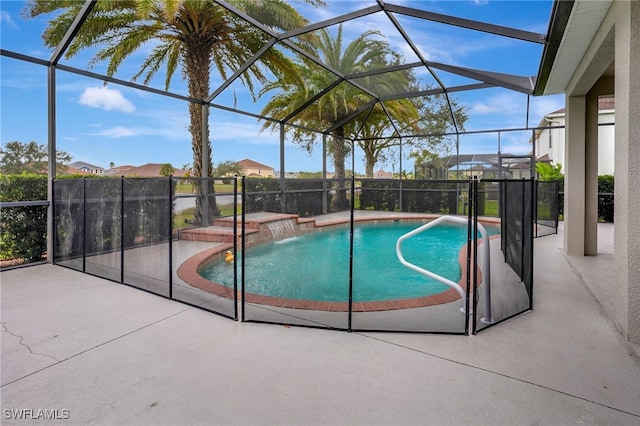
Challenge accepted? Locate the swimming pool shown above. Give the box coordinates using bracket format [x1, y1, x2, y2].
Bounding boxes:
[199, 222, 497, 304]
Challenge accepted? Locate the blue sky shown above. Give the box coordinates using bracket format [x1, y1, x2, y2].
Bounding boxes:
[0, 0, 564, 174]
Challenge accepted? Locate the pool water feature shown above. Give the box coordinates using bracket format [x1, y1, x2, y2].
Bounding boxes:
[199, 222, 497, 304]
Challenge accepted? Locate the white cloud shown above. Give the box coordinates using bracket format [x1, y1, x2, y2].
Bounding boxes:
[92, 126, 137, 138]
[470, 93, 522, 115]
[211, 121, 279, 145]
[0, 11, 18, 29]
[529, 94, 565, 122]
[88, 121, 190, 140]
[500, 141, 533, 155]
[79, 86, 135, 113]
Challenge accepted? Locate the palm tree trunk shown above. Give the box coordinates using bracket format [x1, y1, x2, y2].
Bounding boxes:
[185, 42, 219, 225]
[330, 129, 349, 210]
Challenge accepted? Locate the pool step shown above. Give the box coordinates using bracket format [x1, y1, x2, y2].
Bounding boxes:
[179, 213, 316, 245]
[179, 225, 250, 243]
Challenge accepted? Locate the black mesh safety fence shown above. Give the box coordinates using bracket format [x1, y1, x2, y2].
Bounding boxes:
[241, 177, 474, 333]
[52, 176, 238, 319]
[121, 177, 172, 297]
[83, 178, 122, 282]
[350, 180, 471, 333]
[356, 179, 465, 215]
[52, 176, 535, 334]
[243, 178, 326, 216]
[473, 179, 534, 334]
[53, 178, 85, 271]
[170, 176, 238, 319]
[535, 180, 560, 237]
[241, 176, 351, 329]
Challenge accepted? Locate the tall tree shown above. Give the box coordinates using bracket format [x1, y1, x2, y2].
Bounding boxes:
[159, 163, 174, 177]
[356, 116, 398, 178]
[26, 0, 322, 224]
[261, 25, 416, 208]
[406, 92, 467, 163]
[354, 83, 469, 178]
[0, 141, 71, 175]
[213, 160, 242, 177]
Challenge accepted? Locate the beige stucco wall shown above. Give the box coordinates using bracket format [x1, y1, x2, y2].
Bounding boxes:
[243, 166, 274, 177]
[613, 0, 640, 343]
[562, 0, 640, 343]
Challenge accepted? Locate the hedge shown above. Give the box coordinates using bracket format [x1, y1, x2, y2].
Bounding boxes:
[0, 174, 48, 263]
[597, 175, 614, 222]
[557, 175, 614, 222]
[244, 178, 324, 217]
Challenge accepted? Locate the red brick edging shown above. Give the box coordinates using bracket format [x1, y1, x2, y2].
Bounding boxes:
[177, 217, 499, 312]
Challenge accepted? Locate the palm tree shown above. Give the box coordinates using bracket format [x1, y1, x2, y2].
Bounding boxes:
[261, 25, 417, 208]
[26, 0, 322, 224]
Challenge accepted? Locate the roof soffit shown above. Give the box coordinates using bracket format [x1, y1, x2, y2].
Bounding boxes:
[538, 0, 613, 95]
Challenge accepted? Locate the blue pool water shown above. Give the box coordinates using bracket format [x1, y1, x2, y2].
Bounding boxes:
[200, 222, 497, 302]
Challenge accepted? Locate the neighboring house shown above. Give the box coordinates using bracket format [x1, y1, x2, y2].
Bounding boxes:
[373, 170, 393, 179]
[61, 165, 91, 175]
[278, 171, 299, 179]
[67, 161, 104, 175]
[236, 159, 274, 178]
[104, 163, 186, 177]
[534, 97, 615, 175]
[103, 165, 135, 176]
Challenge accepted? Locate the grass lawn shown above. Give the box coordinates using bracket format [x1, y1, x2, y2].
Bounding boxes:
[175, 182, 236, 194]
[457, 199, 499, 216]
[173, 204, 237, 229]
[484, 200, 498, 216]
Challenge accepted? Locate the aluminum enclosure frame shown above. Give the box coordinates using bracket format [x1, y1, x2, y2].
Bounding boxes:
[1, 0, 552, 266]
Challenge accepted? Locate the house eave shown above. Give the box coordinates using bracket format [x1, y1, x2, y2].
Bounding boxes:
[535, 0, 614, 96]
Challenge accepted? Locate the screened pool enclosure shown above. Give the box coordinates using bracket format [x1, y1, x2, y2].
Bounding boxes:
[1, 0, 562, 334]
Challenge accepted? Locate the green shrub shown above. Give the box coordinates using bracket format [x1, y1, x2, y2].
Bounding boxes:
[598, 175, 614, 222]
[359, 179, 399, 211]
[401, 180, 459, 214]
[556, 176, 614, 222]
[0, 174, 48, 263]
[244, 179, 326, 217]
[284, 179, 324, 216]
[244, 179, 281, 213]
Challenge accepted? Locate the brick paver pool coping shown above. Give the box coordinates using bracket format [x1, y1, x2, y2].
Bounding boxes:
[177, 213, 499, 312]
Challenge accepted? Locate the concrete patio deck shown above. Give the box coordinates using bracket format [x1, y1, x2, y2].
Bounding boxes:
[1, 224, 639, 425]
